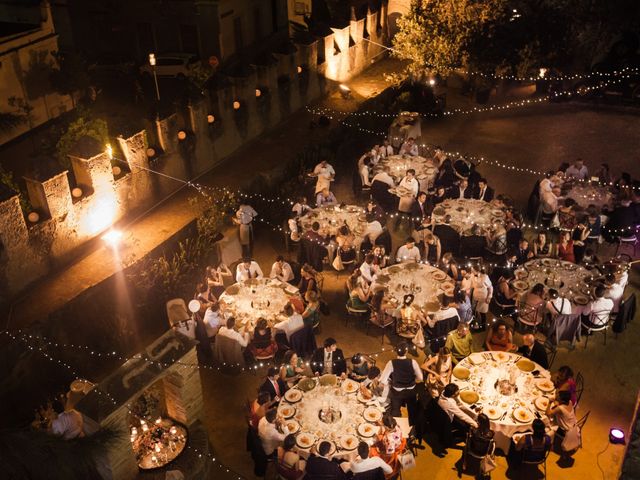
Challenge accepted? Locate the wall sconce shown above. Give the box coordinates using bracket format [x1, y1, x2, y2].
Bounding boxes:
[112, 166, 122, 176]
[233, 101, 241, 110]
[27, 211, 40, 223]
[297, 66, 303, 74]
[146, 148, 156, 158]
[255, 89, 262, 98]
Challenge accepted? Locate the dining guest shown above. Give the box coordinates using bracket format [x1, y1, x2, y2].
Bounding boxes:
[234, 202, 258, 257]
[604, 273, 625, 314]
[206, 261, 232, 298]
[466, 413, 495, 466]
[540, 186, 560, 227]
[235, 257, 264, 282]
[460, 224, 486, 259]
[553, 366, 577, 405]
[249, 391, 276, 429]
[218, 317, 250, 349]
[380, 139, 394, 158]
[421, 230, 442, 265]
[299, 291, 320, 329]
[203, 302, 224, 337]
[336, 225, 357, 269]
[366, 199, 387, 224]
[485, 225, 507, 258]
[260, 367, 288, 402]
[372, 245, 389, 269]
[316, 187, 337, 207]
[273, 303, 304, 342]
[433, 185, 449, 205]
[557, 198, 578, 233]
[452, 178, 473, 199]
[495, 270, 518, 316]
[422, 347, 453, 398]
[347, 270, 371, 311]
[279, 350, 305, 387]
[445, 324, 474, 364]
[291, 196, 311, 217]
[50, 401, 84, 440]
[565, 158, 589, 181]
[380, 342, 423, 419]
[360, 366, 387, 402]
[258, 409, 286, 458]
[364, 213, 384, 245]
[520, 283, 546, 324]
[474, 178, 494, 201]
[194, 283, 215, 309]
[546, 390, 578, 443]
[310, 337, 347, 376]
[305, 441, 346, 479]
[249, 318, 278, 359]
[360, 156, 372, 187]
[572, 217, 590, 264]
[515, 238, 534, 265]
[427, 296, 460, 328]
[438, 383, 478, 430]
[349, 353, 372, 382]
[276, 434, 306, 480]
[311, 159, 336, 194]
[411, 191, 433, 225]
[350, 441, 393, 475]
[433, 216, 460, 257]
[359, 253, 378, 285]
[269, 255, 294, 283]
[298, 264, 318, 298]
[484, 319, 516, 352]
[532, 231, 553, 258]
[604, 199, 638, 242]
[435, 158, 457, 189]
[470, 264, 493, 329]
[396, 238, 421, 263]
[398, 169, 420, 214]
[514, 419, 552, 464]
[399, 137, 419, 156]
[375, 414, 406, 476]
[546, 289, 572, 317]
[517, 334, 549, 369]
[581, 285, 614, 327]
[455, 288, 474, 325]
[594, 163, 612, 184]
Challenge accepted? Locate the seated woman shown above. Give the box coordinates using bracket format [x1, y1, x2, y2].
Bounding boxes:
[276, 434, 306, 480]
[485, 319, 516, 351]
[248, 391, 275, 430]
[532, 231, 553, 258]
[336, 225, 357, 269]
[494, 270, 518, 315]
[301, 290, 321, 328]
[279, 350, 305, 387]
[371, 245, 388, 269]
[514, 418, 551, 465]
[346, 270, 371, 311]
[206, 261, 232, 299]
[349, 353, 372, 381]
[463, 413, 495, 475]
[572, 216, 590, 264]
[552, 365, 577, 405]
[373, 414, 406, 479]
[297, 264, 318, 299]
[422, 346, 453, 398]
[194, 282, 215, 310]
[369, 288, 395, 328]
[519, 283, 546, 328]
[396, 294, 426, 338]
[546, 390, 578, 449]
[556, 231, 576, 263]
[485, 225, 508, 258]
[248, 318, 278, 359]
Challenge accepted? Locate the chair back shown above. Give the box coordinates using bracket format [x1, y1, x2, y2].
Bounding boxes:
[576, 410, 590, 430]
[613, 293, 636, 333]
[588, 310, 611, 330]
[212, 334, 245, 367]
[521, 434, 551, 465]
[558, 210, 576, 231]
[353, 467, 385, 480]
[518, 301, 542, 326]
[166, 298, 189, 325]
[575, 372, 585, 407]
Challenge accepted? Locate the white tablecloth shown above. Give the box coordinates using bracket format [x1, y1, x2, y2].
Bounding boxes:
[431, 199, 507, 236]
[300, 205, 368, 240]
[278, 377, 385, 461]
[373, 154, 438, 192]
[452, 352, 555, 452]
[218, 278, 299, 332]
[565, 183, 614, 211]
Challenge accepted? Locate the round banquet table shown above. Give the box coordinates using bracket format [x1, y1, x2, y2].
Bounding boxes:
[513, 259, 593, 308]
[372, 262, 455, 338]
[373, 154, 438, 192]
[218, 278, 300, 332]
[276, 376, 385, 461]
[564, 182, 614, 211]
[452, 351, 556, 453]
[431, 199, 507, 236]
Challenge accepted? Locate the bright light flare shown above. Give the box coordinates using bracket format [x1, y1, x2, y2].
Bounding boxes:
[102, 229, 123, 247]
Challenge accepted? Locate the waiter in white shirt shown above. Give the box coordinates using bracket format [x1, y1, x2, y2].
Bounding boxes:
[380, 342, 423, 422]
[234, 203, 258, 257]
[235, 258, 264, 282]
[311, 160, 335, 194]
[438, 383, 478, 430]
[269, 255, 294, 283]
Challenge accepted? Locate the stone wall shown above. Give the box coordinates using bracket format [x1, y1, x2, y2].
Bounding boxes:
[0, 2, 390, 301]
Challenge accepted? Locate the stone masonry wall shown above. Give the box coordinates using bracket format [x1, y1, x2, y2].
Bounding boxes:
[0, 2, 390, 301]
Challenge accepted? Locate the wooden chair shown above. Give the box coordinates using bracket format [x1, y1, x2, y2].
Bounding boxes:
[516, 301, 544, 332]
[521, 441, 551, 480]
[575, 372, 585, 408]
[615, 229, 639, 257]
[581, 310, 611, 348]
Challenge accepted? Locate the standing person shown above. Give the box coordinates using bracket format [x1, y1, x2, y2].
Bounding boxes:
[438, 383, 478, 431]
[397, 169, 420, 216]
[380, 342, 423, 422]
[422, 347, 453, 398]
[234, 202, 258, 257]
[311, 159, 336, 194]
[470, 264, 493, 330]
[258, 409, 286, 458]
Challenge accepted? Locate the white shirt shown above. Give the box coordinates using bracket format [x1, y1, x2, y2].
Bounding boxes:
[269, 261, 294, 282]
[51, 410, 84, 439]
[540, 190, 559, 214]
[291, 202, 310, 217]
[203, 308, 223, 336]
[313, 162, 335, 192]
[546, 297, 572, 316]
[364, 220, 383, 243]
[455, 186, 468, 199]
[428, 306, 460, 328]
[217, 326, 249, 347]
[438, 396, 478, 427]
[350, 456, 393, 474]
[380, 356, 423, 390]
[257, 417, 286, 456]
[359, 261, 376, 284]
[399, 141, 419, 156]
[396, 245, 421, 263]
[273, 313, 304, 340]
[565, 165, 589, 180]
[583, 297, 614, 323]
[605, 283, 625, 312]
[539, 178, 553, 195]
[236, 204, 257, 225]
[379, 144, 394, 157]
[399, 176, 419, 197]
[236, 261, 264, 282]
[372, 171, 395, 187]
[360, 164, 371, 186]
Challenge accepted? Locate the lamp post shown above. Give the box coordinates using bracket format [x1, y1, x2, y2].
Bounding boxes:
[148, 53, 160, 102]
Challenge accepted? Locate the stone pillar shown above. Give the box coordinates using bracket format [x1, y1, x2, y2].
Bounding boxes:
[24, 171, 72, 221]
[68, 136, 115, 197]
[163, 348, 204, 426]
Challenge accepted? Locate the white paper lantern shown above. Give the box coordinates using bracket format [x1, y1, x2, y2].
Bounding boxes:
[27, 211, 39, 223]
[188, 299, 201, 313]
[72, 187, 83, 198]
[112, 166, 122, 176]
[177, 130, 187, 140]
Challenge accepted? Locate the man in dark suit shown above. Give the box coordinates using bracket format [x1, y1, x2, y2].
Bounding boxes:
[305, 441, 347, 479]
[433, 215, 461, 256]
[460, 224, 487, 259]
[474, 178, 495, 202]
[310, 337, 347, 376]
[259, 367, 288, 401]
[517, 334, 549, 369]
[450, 178, 474, 199]
[411, 191, 433, 227]
[515, 238, 534, 265]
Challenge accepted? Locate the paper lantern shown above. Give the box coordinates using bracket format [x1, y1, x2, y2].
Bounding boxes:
[72, 187, 83, 198]
[233, 101, 241, 110]
[177, 130, 187, 140]
[297, 66, 303, 74]
[188, 299, 201, 313]
[255, 89, 262, 98]
[112, 166, 122, 176]
[207, 114, 215, 124]
[27, 211, 39, 223]
[146, 148, 156, 157]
